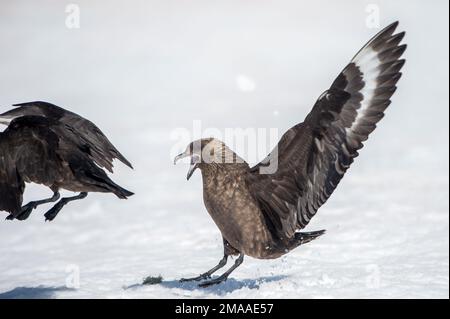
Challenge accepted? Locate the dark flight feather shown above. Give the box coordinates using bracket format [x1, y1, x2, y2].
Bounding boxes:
[1, 101, 132, 173]
[247, 21, 406, 240]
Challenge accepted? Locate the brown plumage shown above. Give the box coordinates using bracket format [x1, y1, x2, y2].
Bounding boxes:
[175, 22, 406, 287]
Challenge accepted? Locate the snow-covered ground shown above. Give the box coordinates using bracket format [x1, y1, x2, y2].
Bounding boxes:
[0, 0, 448, 298]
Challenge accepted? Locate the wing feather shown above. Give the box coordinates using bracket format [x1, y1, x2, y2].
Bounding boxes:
[247, 22, 406, 239]
[8, 101, 133, 172]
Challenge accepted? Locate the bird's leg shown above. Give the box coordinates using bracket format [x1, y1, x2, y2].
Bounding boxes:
[6, 192, 60, 221]
[198, 254, 244, 288]
[180, 255, 228, 282]
[44, 192, 88, 221]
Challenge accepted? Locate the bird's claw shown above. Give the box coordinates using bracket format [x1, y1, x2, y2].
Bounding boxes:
[44, 208, 59, 222]
[16, 206, 35, 221]
[5, 203, 36, 221]
[44, 201, 65, 222]
[179, 274, 211, 283]
[198, 277, 228, 288]
[179, 273, 228, 287]
[44, 212, 56, 222]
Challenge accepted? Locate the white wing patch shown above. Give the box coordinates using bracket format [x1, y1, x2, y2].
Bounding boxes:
[347, 46, 383, 137]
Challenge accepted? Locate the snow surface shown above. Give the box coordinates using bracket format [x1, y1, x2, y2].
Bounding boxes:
[0, 0, 448, 299]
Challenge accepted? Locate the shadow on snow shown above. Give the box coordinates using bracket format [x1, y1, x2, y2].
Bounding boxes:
[0, 286, 74, 299]
[125, 275, 288, 295]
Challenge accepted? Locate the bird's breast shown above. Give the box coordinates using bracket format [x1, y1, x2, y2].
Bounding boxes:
[202, 172, 274, 258]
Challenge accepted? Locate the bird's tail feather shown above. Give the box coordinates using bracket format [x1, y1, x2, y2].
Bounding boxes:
[110, 183, 134, 199]
[77, 163, 134, 199]
[88, 172, 134, 199]
[289, 230, 326, 249]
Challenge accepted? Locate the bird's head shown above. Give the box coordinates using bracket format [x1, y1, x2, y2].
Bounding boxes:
[174, 138, 243, 180]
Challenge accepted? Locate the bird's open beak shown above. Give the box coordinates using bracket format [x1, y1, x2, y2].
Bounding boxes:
[174, 152, 200, 181]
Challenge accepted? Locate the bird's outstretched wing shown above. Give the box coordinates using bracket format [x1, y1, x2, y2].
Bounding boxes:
[247, 22, 406, 240]
[9, 101, 133, 172]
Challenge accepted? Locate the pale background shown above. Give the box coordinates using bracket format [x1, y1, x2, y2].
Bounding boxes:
[0, 0, 448, 298]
